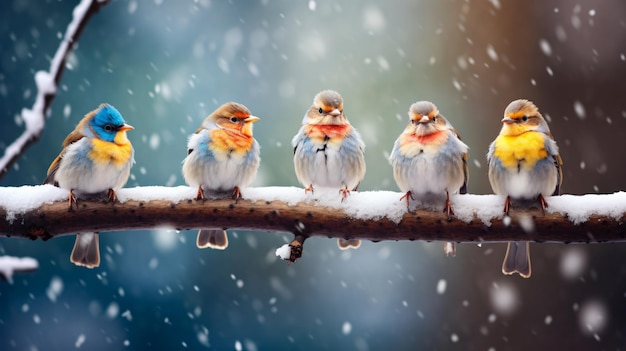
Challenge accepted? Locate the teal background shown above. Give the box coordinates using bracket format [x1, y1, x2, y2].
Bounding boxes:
[2, 0, 626, 350]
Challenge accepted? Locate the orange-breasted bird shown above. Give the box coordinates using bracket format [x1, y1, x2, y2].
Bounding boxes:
[292, 90, 366, 250]
[389, 101, 469, 256]
[487, 99, 563, 278]
[182, 102, 260, 250]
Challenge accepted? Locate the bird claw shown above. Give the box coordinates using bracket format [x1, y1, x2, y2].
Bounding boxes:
[444, 191, 454, 218]
[339, 187, 351, 202]
[107, 188, 118, 203]
[503, 195, 512, 215]
[68, 190, 77, 210]
[538, 194, 548, 215]
[195, 186, 205, 201]
[399, 191, 414, 209]
[232, 186, 242, 202]
[304, 184, 314, 194]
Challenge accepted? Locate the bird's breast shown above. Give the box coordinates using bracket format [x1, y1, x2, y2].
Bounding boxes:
[209, 129, 254, 156]
[398, 130, 448, 157]
[303, 124, 351, 143]
[493, 132, 548, 170]
[89, 138, 133, 167]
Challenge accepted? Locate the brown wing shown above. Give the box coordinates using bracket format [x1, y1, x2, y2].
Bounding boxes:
[44, 117, 90, 185]
[450, 127, 469, 194]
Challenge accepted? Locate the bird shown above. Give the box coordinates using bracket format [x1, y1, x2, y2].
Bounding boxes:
[182, 102, 261, 250]
[44, 103, 134, 268]
[487, 99, 563, 278]
[292, 90, 366, 250]
[389, 101, 469, 256]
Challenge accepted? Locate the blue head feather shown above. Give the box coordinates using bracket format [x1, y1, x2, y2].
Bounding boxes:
[90, 104, 126, 142]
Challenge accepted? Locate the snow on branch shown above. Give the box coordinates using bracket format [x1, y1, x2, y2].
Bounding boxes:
[0, 256, 39, 284]
[0, 185, 625, 246]
[0, 0, 111, 179]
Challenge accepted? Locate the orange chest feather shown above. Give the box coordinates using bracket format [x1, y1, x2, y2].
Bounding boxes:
[89, 137, 133, 167]
[304, 124, 351, 141]
[401, 129, 447, 146]
[399, 130, 448, 156]
[209, 129, 254, 154]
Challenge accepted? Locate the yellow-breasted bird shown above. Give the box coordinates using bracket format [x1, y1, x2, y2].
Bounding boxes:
[44, 103, 135, 268]
[487, 99, 563, 278]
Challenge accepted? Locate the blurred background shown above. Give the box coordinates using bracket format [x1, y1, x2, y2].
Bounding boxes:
[1, 0, 626, 350]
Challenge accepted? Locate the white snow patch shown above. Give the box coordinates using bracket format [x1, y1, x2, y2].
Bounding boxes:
[275, 244, 291, 260]
[539, 39, 552, 56]
[75, 334, 86, 348]
[579, 300, 607, 335]
[46, 276, 64, 302]
[363, 6, 386, 32]
[0, 256, 39, 283]
[436, 279, 447, 295]
[490, 281, 519, 316]
[342, 321, 352, 335]
[560, 246, 587, 279]
[574, 101, 586, 119]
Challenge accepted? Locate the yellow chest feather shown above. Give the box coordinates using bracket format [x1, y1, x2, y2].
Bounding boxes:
[89, 136, 133, 167]
[493, 131, 548, 169]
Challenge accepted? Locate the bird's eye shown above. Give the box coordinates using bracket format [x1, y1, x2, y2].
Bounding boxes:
[104, 125, 114, 132]
[318, 108, 323, 114]
[230, 117, 239, 123]
[521, 115, 528, 122]
[432, 116, 437, 122]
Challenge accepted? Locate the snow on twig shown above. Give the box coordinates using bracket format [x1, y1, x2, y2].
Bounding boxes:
[0, 0, 111, 179]
[0, 256, 39, 284]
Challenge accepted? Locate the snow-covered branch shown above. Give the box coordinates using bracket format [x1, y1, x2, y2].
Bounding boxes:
[0, 0, 111, 179]
[1, 185, 625, 245]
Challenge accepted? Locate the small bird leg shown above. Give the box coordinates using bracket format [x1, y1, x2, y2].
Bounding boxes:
[503, 196, 512, 215]
[304, 184, 314, 194]
[195, 186, 205, 201]
[231, 186, 242, 201]
[399, 191, 414, 209]
[340, 186, 351, 202]
[68, 189, 77, 210]
[443, 191, 455, 218]
[537, 194, 548, 215]
[107, 188, 118, 203]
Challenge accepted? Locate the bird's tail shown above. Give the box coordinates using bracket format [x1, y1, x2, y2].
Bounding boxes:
[70, 232, 100, 268]
[196, 229, 228, 249]
[502, 241, 531, 278]
[337, 238, 361, 250]
[444, 242, 456, 257]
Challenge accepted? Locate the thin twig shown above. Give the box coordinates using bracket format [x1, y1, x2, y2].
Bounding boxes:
[0, 0, 111, 179]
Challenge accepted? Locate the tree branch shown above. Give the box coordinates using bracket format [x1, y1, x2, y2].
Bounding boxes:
[0, 0, 111, 179]
[1, 186, 625, 245]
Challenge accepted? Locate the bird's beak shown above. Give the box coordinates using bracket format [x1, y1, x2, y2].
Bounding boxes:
[418, 115, 430, 124]
[501, 117, 515, 124]
[244, 116, 260, 123]
[119, 123, 134, 131]
[329, 109, 341, 117]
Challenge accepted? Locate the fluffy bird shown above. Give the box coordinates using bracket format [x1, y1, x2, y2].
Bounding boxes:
[389, 101, 469, 256]
[292, 90, 366, 250]
[182, 102, 261, 250]
[487, 99, 563, 278]
[44, 103, 134, 268]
